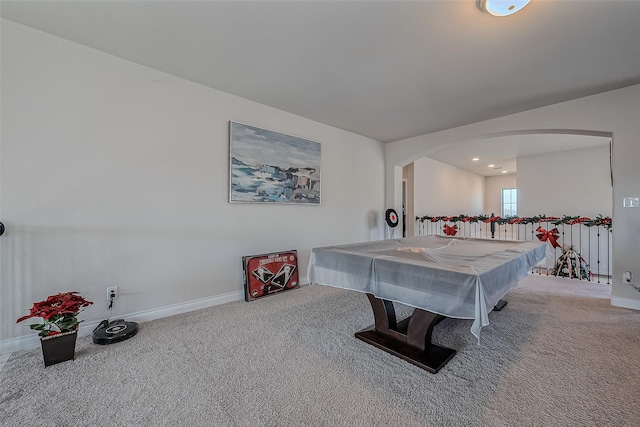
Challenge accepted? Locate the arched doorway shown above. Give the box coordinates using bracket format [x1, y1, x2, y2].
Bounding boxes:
[399, 130, 613, 280]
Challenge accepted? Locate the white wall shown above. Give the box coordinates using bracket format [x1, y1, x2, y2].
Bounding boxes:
[413, 157, 484, 217]
[484, 174, 517, 217]
[518, 146, 612, 217]
[0, 20, 385, 350]
[385, 84, 640, 311]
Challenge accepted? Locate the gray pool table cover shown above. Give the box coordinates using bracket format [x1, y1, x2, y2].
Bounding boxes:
[308, 235, 547, 341]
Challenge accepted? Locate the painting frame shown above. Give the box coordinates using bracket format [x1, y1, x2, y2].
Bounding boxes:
[229, 121, 321, 204]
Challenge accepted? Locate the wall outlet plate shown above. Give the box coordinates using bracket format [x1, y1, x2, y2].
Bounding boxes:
[106, 286, 119, 301]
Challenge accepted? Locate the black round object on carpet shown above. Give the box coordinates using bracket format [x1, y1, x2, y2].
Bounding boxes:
[92, 319, 138, 345]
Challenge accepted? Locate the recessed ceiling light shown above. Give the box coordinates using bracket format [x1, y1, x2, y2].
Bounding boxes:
[472, 157, 480, 161]
[488, 164, 495, 168]
[477, 0, 531, 17]
[501, 170, 508, 173]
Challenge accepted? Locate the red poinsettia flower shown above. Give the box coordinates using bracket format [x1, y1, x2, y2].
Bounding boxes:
[16, 292, 93, 337]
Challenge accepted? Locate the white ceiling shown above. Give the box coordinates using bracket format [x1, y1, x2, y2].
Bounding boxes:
[1, 0, 635, 174]
[427, 133, 611, 176]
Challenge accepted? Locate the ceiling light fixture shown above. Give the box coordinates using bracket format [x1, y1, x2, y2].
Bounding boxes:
[488, 164, 495, 168]
[501, 170, 508, 174]
[472, 157, 480, 161]
[477, 0, 531, 17]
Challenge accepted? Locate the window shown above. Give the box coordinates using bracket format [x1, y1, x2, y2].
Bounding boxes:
[502, 188, 517, 217]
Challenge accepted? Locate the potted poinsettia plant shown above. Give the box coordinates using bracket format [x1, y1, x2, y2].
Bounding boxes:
[17, 291, 93, 366]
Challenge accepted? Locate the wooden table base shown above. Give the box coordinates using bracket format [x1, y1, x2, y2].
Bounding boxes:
[355, 293, 456, 374]
[493, 299, 507, 311]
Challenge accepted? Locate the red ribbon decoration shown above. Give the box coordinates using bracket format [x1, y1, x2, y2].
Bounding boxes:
[536, 226, 560, 248]
[568, 217, 590, 225]
[443, 224, 458, 236]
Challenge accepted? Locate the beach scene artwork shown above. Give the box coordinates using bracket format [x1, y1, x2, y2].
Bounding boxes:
[229, 122, 321, 204]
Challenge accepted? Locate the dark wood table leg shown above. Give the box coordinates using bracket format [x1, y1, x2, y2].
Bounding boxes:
[354, 293, 456, 373]
[493, 299, 507, 311]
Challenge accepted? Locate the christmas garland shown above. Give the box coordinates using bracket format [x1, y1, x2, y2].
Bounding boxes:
[416, 213, 612, 229]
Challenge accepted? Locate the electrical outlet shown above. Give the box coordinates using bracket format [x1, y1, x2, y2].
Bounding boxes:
[107, 286, 119, 301]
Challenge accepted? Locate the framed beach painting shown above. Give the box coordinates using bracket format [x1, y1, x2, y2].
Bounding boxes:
[229, 121, 321, 204]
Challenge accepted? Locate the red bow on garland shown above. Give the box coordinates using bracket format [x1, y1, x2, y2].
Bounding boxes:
[536, 226, 560, 248]
[443, 224, 458, 236]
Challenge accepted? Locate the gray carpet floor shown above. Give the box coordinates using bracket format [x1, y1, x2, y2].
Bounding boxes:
[1, 274, 639, 426]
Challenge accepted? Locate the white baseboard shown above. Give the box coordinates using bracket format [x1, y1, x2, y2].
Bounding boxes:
[0, 289, 244, 355]
[611, 295, 640, 311]
[1, 277, 310, 355]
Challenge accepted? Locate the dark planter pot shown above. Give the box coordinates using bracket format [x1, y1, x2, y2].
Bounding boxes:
[40, 330, 77, 367]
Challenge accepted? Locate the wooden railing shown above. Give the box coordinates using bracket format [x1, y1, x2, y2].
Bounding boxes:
[415, 214, 613, 283]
